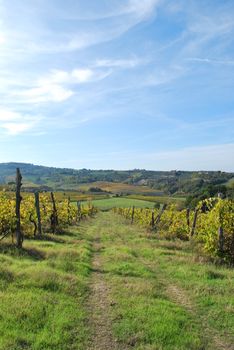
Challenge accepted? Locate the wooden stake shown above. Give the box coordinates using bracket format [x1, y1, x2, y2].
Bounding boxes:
[34, 192, 42, 236]
[50, 192, 58, 233]
[191, 209, 199, 236]
[15, 168, 23, 248]
[151, 210, 155, 228]
[77, 201, 81, 222]
[29, 213, 37, 237]
[155, 204, 167, 227]
[186, 208, 190, 230]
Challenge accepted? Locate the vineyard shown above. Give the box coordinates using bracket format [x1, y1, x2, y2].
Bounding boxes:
[113, 198, 234, 263]
[0, 169, 96, 247]
[0, 169, 234, 349]
[0, 168, 233, 263]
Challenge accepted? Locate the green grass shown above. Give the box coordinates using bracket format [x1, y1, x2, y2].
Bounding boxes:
[126, 194, 186, 209]
[0, 226, 93, 350]
[1, 212, 234, 349]
[226, 177, 234, 188]
[82, 197, 155, 209]
[85, 212, 234, 350]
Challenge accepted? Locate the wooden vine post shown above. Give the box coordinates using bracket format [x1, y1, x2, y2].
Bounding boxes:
[35, 192, 42, 236]
[151, 210, 155, 228]
[77, 201, 81, 222]
[155, 204, 167, 227]
[50, 192, 58, 233]
[15, 168, 23, 248]
[191, 208, 199, 236]
[29, 214, 37, 236]
[186, 208, 190, 231]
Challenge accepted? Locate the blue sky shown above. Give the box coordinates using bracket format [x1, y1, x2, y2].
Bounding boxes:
[0, 0, 233, 171]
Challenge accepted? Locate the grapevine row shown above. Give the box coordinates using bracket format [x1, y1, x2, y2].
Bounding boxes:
[0, 169, 96, 246]
[113, 198, 234, 262]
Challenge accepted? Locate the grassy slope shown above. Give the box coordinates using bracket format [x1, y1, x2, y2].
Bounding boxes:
[126, 194, 186, 209]
[0, 213, 233, 350]
[87, 213, 234, 350]
[0, 227, 93, 350]
[226, 177, 234, 187]
[82, 197, 155, 209]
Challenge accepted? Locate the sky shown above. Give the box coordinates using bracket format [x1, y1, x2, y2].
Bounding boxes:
[0, 0, 234, 171]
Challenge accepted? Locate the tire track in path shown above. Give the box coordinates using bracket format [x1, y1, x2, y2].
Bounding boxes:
[87, 237, 128, 350]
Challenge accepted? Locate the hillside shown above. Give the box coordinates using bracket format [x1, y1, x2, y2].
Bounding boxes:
[0, 163, 233, 197]
[0, 212, 234, 349]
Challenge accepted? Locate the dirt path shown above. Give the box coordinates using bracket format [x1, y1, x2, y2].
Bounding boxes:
[87, 240, 127, 350]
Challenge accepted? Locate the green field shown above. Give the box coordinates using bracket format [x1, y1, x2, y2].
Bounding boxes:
[226, 177, 234, 188]
[82, 197, 155, 209]
[0, 212, 233, 350]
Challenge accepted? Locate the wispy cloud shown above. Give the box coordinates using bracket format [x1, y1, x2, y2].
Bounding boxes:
[0, 0, 161, 54]
[18, 84, 74, 104]
[0, 108, 42, 135]
[187, 57, 234, 65]
[95, 57, 142, 68]
[0, 33, 5, 44]
[11, 67, 111, 104]
[0, 0, 233, 170]
[50, 0, 160, 22]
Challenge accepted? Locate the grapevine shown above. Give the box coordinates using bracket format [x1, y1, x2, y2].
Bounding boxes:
[113, 198, 234, 261]
[0, 191, 97, 240]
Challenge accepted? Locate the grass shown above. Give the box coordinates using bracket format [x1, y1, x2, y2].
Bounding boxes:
[226, 177, 234, 188]
[0, 226, 93, 350]
[1, 212, 234, 349]
[82, 197, 155, 209]
[126, 194, 186, 208]
[85, 212, 234, 350]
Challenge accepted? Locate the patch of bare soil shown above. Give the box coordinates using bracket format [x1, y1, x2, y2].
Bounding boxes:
[87, 243, 128, 350]
[166, 284, 194, 313]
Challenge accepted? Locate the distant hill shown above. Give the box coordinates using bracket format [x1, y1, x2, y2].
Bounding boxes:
[0, 163, 233, 199]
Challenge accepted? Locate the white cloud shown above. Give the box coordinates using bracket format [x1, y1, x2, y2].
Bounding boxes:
[0, 108, 42, 135]
[14, 67, 111, 104]
[2, 122, 35, 135]
[187, 57, 234, 65]
[0, 33, 5, 44]
[145, 65, 187, 86]
[71, 69, 94, 83]
[1, 0, 160, 54]
[0, 109, 21, 121]
[189, 14, 234, 37]
[128, 0, 160, 19]
[37, 68, 95, 85]
[19, 84, 74, 103]
[95, 58, 141, 68]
